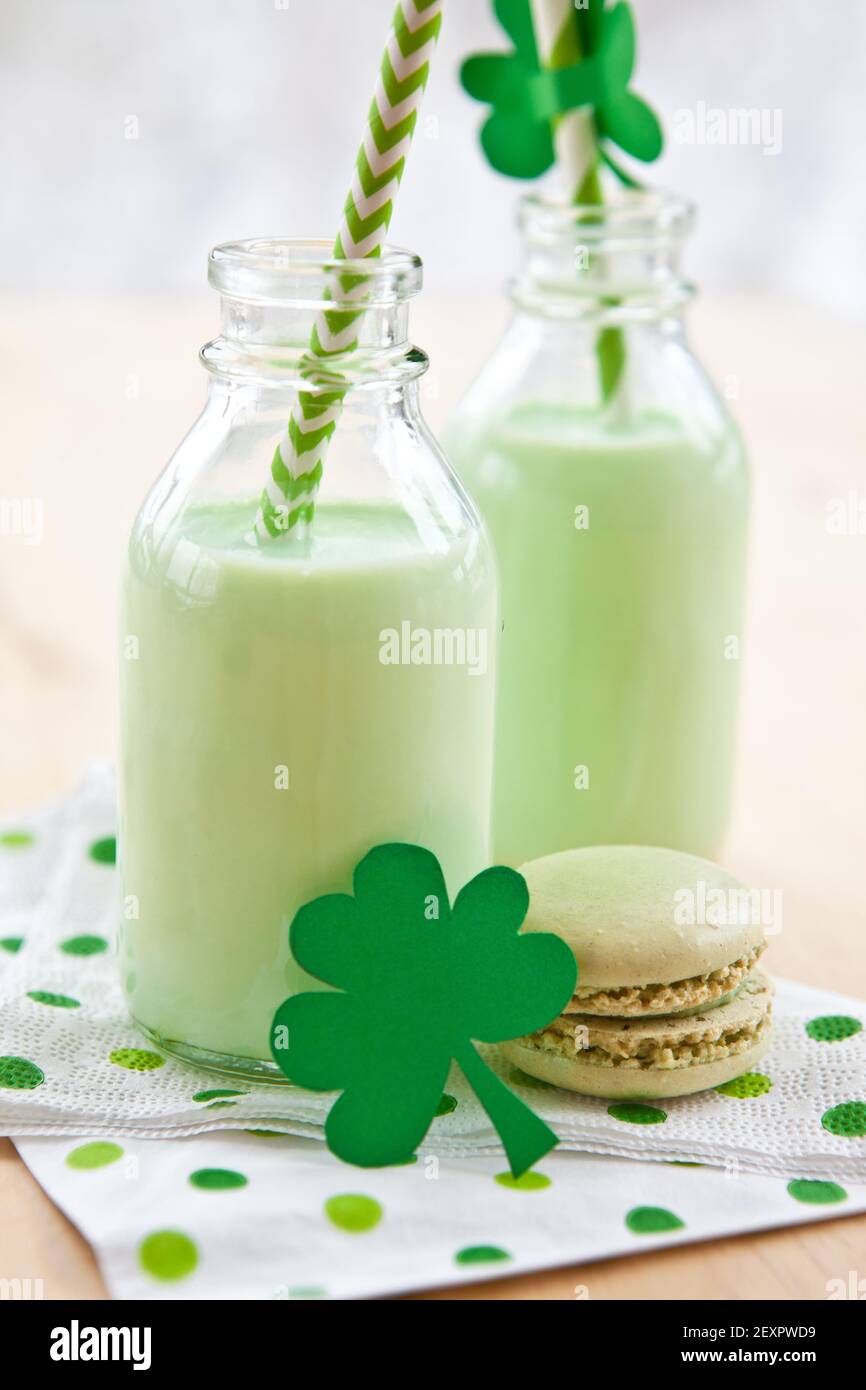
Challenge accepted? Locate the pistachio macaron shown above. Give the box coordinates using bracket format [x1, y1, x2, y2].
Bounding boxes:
[501, 845, 773, 1100]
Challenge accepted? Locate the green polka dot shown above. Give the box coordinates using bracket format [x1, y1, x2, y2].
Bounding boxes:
[1, 831, 34, 848]
[139, 1230, 198, 1282]
[193, 1089, 244, 1102]
[626, 1206, 685, 1235]
[787, 1179, 848, 1205]
[0, 937, 24, 954]
[109, 1047, 164, 1072]
[436, 1093, 458, 1116]
[0, 1056, 44, 1090]
[89, 836, 117, 866]
[285, 1287, 328, 1300]
[822, 1101, 866, 1138]
[66, 1141, 124, 1171]
[806, 1015, 863, 1044]
[204, 1100, 236, 1110]
[508, 1066, 555, 1091]
[455, 1245, 512, 1265]
[189, 1168, 248, 1191]
[495, 1170, 551, 1191]
[61, 935, 108, 957]
[669, 1160, 704, 1167]
[716, 1072, 772, 1098]
[324, 1194, 382, 1234]
[245, 1129, 287, 1138]
[608, 1102, 667, 1125]
[27, 990, 80, 1009]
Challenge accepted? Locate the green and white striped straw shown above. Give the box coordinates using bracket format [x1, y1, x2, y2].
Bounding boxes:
[529, 0, 600, 202]
[529, 0, 624, 399]
[249, 0, 444, 544]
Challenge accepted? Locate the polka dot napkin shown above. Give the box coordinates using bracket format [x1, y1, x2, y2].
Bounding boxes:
[13, 1131, 866, 1299]
[2, 767, 865, 1188]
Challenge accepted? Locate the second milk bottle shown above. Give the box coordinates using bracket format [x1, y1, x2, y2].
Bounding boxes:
[447, 192, 748, 866]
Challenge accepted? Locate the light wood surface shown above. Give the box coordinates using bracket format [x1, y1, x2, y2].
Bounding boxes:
[1, 290, 864, 1300]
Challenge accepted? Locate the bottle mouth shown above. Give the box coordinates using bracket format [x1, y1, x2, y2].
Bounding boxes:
[209, 239, 424, 309]
[519, 188, 696, 253]
[513, 188, 695, 321]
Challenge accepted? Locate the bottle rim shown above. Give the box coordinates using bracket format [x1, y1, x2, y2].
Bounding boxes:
[208, 238, 424, 308]
[519, 188, 696, 251]
[512, 188, 696, 321]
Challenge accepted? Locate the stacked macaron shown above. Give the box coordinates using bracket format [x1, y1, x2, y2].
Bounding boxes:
[502, 845, 773, 1100]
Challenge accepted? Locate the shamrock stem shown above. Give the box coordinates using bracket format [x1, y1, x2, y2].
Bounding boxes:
[455, 1042, 559, 1178]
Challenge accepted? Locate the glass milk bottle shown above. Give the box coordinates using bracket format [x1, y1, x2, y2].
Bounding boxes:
[120, 241, 497, 1078]
[447, 193, 748, 866]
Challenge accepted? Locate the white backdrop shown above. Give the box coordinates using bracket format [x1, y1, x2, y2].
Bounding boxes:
[2, 0, 865, 314]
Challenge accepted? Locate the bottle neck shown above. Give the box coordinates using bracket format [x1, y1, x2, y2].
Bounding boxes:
[511, 191, 696, 327]
[200, 239, 428, 392]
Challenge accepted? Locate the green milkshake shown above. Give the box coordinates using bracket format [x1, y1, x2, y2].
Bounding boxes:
[450, 402, 748, 865]
[448, 192, 749, 866]
[120, 500, 497, 1066]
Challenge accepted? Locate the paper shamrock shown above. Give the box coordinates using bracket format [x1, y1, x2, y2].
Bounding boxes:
[271, 844, 577, 1176]
[461, 0, 662, 181]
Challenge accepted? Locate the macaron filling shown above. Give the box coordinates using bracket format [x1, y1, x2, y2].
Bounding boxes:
[523, 972, 773, 1073]
[566, 943, 765, 1017]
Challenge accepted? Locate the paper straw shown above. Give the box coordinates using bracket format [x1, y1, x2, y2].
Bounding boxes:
[248, 0, 444, 544]
[529, 0, 600, 203]
[529, 0, 625, 400]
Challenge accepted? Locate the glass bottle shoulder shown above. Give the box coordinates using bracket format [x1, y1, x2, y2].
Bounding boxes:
[447, 314, 748, 496]
[126, 386, 497, 610]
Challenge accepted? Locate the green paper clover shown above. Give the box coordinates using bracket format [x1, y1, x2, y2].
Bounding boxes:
[461, 0, 662, 180]
[271, 844, 576, 1176]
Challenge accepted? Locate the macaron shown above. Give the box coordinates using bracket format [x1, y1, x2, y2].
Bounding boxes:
[501, 845, 773, 1100]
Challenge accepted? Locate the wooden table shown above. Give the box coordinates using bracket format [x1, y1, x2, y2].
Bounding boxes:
[1, 290, 864, 1299]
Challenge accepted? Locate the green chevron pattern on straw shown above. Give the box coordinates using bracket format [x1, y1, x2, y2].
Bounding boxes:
[249, 0, 444, 544]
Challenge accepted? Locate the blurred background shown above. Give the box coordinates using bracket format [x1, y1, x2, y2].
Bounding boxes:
[1, 0, 865, 311]
[1, 0, 865, 997]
